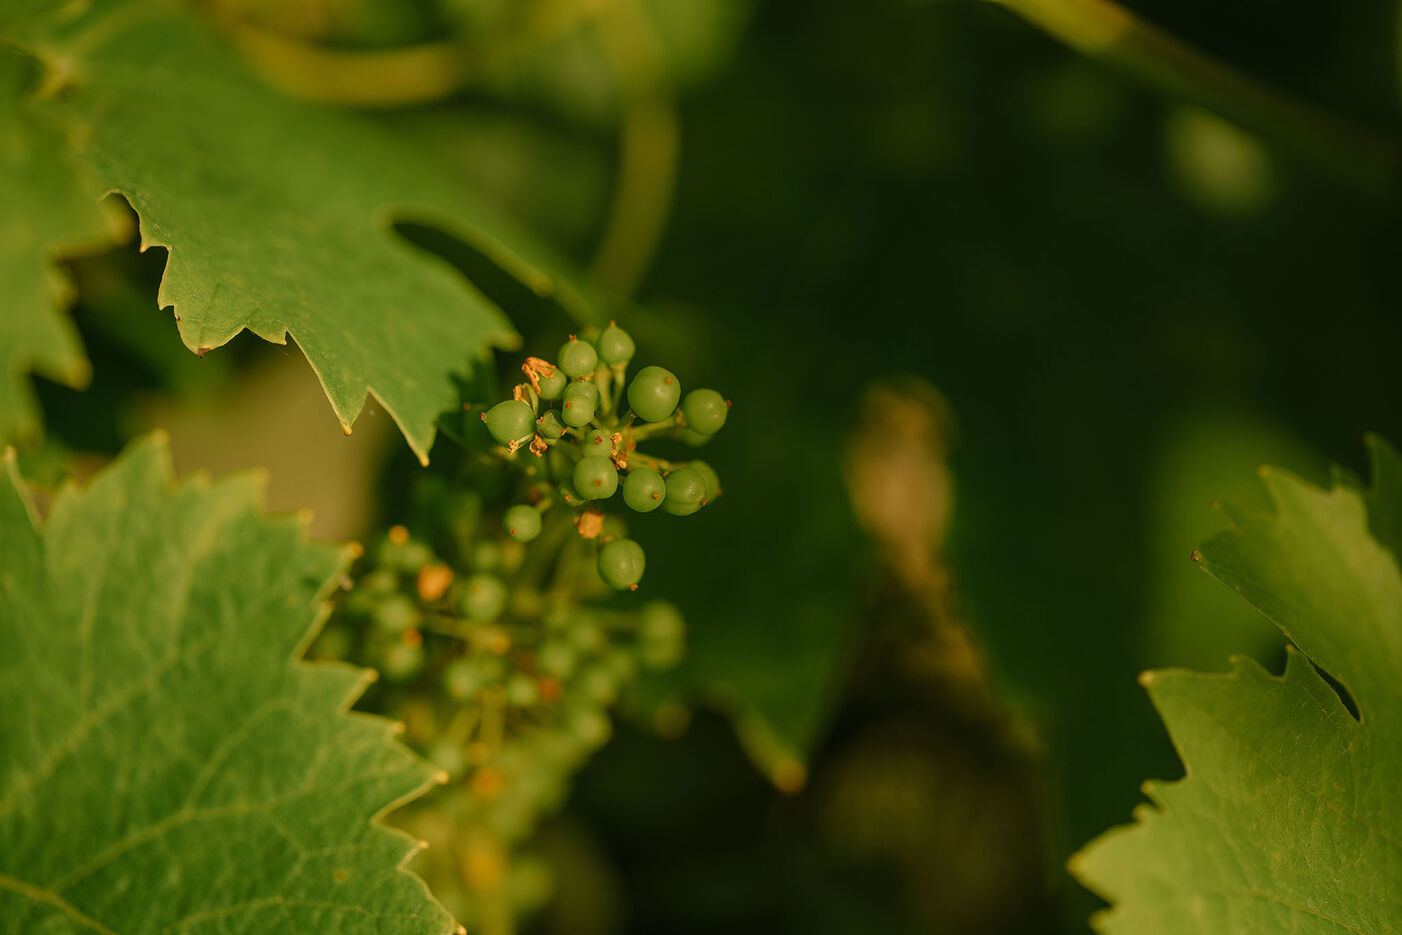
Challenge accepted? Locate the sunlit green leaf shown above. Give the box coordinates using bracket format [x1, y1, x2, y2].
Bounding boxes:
[0, 434, 456, 933]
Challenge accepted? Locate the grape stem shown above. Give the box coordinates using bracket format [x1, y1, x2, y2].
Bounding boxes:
[984, 0, 1400, 195]
[629, 452, 685, 472]
[628, 415, 681, 441]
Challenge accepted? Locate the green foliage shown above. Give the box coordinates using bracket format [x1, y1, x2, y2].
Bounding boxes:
[1, 0, 618, 462]
[0, 48, 116, 445]
[1072, 436, 1402, 932]
[0, 434, 454, 933]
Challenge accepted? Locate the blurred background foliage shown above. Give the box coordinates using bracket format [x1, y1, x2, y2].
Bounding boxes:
[20, 0, 1402, 930]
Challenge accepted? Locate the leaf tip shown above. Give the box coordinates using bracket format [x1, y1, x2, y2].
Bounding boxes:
[1189, 549, 1201, 563]
[1138, 669, 1157, 687]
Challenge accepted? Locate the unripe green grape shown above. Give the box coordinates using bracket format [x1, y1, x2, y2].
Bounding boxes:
[627, 366, 680, 422]
[537, 367, 567, 400]
[574, 456, 618, 500]
[638, 600, 686, 670]
[558, 338, 599, 377]
[461, 573, 508, 621]
[623, 468, 666, 512]
[580, 665, 618, 704]
[639, 600, 685, 642]
[561, 381, 598, 427]
[373, 594, 419, 634]
[361, 569, 398, 594]
[570, 707, 611, 747]
[682, 388, 728, 434]
[689, 460, 722, 501]
[603, 648, 637, 683]
[377, 538, 432, 571]
[570, 621, 606, 652]
[598, 538, 646, 590]
[680, 428, 712, 447]
[482, 399, 535, 446]
[581, 427, 613, 457]
[380, 641, 424, 681]
[507, 674, 540, 707]
[597, 322, 635, 365]
[539, 641, 579, 677]
[443, 655, 506, 699]
[662, 467, 706, 515]
[427, 739, 467, 779]
[601, 514, 629, 540]
[442, 658, 484, 699]
[470, 540, 502, 571]
[557, 480, 585, 509]
[537, 410, 565, 439]
[504, 504, 542, 542]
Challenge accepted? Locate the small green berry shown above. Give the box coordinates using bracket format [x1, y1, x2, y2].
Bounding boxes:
[373, 595, 419, 634]
[622, 468, 666, 512]
[638, 601, 685, 670]
[663, 467, 706, 515]
[482, 399, 535, 447]
[427, 739, 466, 778]
[598, 538, 646, 590]
[570, 707, 611, 746]
[689, 460, 722, 501]
[682, 388, 728, 434]
[380, 641, 424, 681]
[539, 641, 579, 678]
[581, 427, 613, 457]
[537, 367, 568, 399]
[537, 410, 565, 439]
[627, 366, 681, 422]
[558, 338, 599, 377]
[470, 540, 502, 571]
[504, 504, 542, 542]
[597, 322, 636, 365]
[574, 456, 619, 500]
[557, 480, 585, 509]
[680, 428, 712, 447]
[507, 673, 540, 707]
[561, 381, 599, 427]
[461, 573, 508, 621]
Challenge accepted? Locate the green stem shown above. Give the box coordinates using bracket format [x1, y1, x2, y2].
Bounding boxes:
[629, 453, 685, 472]
[984, 0, 1400, 195]
[628, 415, 680, 441]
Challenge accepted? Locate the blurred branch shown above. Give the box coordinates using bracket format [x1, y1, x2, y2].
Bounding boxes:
[588, 0, 681, 298]
[221, 1, 593, 108]
[226, 26, 471, 106]
[985, 0, 1402, 196]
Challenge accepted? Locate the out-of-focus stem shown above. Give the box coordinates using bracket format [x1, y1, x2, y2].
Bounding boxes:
[986, 0, 1401, 195]
[588, 0, 681, 296]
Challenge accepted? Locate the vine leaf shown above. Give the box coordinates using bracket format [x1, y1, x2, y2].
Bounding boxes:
[4, 1, 602, 461]
[0, 47, 118, 444]
[0, 434, 458, 934]
[1071, 435, 1402, 933]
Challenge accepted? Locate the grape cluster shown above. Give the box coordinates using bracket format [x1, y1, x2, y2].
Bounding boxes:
[315, 496, 687, 919]
[479, 322, 728, 591]
[312, 323, 722, 926]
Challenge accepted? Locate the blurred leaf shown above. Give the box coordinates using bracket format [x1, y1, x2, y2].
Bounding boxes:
[621, 317, 863, 784]
[0, 434, 455, 933]
[0, 47, 117, 445]
[5, 0, 612, 462]
[1073, 436, 1402, 932]
[1142, 408, 1323, 669]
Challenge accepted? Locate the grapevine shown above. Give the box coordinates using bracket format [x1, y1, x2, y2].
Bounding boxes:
[313, 322, 728, 928]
